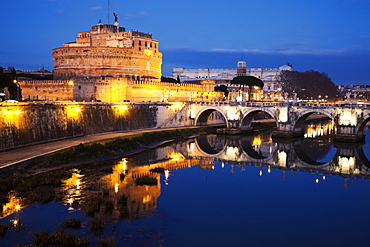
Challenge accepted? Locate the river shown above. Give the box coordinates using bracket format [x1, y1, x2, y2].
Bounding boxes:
[0, 126, 370, 247]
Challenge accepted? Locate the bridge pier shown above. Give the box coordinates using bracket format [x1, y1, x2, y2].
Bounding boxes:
[334, 125, 365, 143]
[271, 122, 303, 139]
[271, 130, 303, 139]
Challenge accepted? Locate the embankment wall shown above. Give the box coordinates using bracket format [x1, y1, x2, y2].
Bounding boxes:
[0, 102, 190, 151]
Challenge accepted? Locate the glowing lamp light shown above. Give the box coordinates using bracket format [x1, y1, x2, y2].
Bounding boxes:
[15, 205, 20, 211]
[68, 80, 74, 86]
[171, 102, 183, 111]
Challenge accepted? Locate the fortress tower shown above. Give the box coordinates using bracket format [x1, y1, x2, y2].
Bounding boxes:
[52, 22, 162, 81]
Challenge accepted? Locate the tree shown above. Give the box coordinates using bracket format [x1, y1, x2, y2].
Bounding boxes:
[0, 68, 21, 100]
[230, 76, 264, 101]
[214, 85, 229, 98]
[161, 76, 177, 83]
[280, 70, 338, 101]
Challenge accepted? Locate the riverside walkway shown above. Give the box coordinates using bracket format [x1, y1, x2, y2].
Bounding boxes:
[0, 127, 191, 169]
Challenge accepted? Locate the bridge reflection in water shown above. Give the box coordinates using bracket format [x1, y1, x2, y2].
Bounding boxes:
[172, 131, 370, 188]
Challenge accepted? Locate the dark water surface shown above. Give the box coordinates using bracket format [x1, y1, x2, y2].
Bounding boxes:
[1, 128, 370, 247]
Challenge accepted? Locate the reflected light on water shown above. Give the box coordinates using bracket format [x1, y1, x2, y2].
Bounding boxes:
[277, 151, 287, 167]
[304, 121, 335, 138]
[61, 169, 84, 208]
[1, 191, 23, 218]
[338, 156, 355, 174]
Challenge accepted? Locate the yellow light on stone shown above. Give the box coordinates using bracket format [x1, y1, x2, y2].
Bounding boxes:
[112, 104, 129, 116]
[144, 49, 153, 56]
[68, 80, 74, 86]
[171, 102, 183, 111]
[278, 107, 288, 122]
[65, 105, 82, 120]
[2, 107, 23, 127]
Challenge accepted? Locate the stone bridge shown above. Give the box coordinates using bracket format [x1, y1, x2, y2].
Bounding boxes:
[164, 101, 370, 142]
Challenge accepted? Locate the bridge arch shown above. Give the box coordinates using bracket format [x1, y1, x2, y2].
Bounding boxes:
[240, 109, 277, 130]
[194, 135, 229, 157]
[293, 140, 336, 168]
[293, 109, 336, 135]
[356, 113, 370, 137]
[194, 107, 228, 127]
[239, 137, 278, 162]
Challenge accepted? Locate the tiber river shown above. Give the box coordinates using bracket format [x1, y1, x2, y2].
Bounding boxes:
[1, 122, 370, 247]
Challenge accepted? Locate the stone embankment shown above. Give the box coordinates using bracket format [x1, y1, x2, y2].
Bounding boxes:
[0, 102, 186, 151]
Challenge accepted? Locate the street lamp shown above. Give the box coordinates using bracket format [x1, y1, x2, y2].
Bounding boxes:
[13, 80, 20, 101]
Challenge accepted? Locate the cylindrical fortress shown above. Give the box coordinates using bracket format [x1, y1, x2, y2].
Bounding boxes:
[52, 24, 162, 80]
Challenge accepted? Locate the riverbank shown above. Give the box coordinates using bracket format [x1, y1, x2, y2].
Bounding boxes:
[0, 126, 218, 172]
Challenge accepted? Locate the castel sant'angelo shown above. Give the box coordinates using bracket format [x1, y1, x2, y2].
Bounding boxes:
[19, 16, 214, 102]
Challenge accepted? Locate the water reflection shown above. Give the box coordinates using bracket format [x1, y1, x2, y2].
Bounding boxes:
[303, 119, 336, 138]
[80, 131, 370, 219]
[1, 129, 370, 246]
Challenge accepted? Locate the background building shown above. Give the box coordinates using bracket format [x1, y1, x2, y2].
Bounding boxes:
[173, 61, 292, 101]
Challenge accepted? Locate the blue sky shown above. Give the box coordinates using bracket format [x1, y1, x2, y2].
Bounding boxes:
[1, 0, 369, 85]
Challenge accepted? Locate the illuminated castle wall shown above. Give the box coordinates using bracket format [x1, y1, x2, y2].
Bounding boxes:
[19, 23, 215, 102]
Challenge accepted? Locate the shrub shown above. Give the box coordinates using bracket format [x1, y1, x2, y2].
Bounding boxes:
[30, 230, 89, 247]
[60, 218, 81, 229]
[0, 223, 8, 238]
[90, 219, 104, 232]
[97, 237, 115, 247]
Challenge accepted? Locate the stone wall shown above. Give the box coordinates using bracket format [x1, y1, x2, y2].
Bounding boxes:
[0, 102, 182, 151]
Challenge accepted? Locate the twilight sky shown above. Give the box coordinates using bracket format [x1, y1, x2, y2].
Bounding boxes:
[1, 0, 370, 85]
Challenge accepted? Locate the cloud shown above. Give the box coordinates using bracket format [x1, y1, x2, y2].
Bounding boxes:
[193, 47, 345, 55]
[124, 11, 149, 19]
[90, 6, 103, 11]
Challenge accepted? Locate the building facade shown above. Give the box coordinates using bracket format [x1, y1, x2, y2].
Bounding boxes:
[173, 61, 292, 101]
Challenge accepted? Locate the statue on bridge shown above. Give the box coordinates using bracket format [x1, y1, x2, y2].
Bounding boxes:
[284, 92, 289, 102]
[346, 92, 351, 103]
